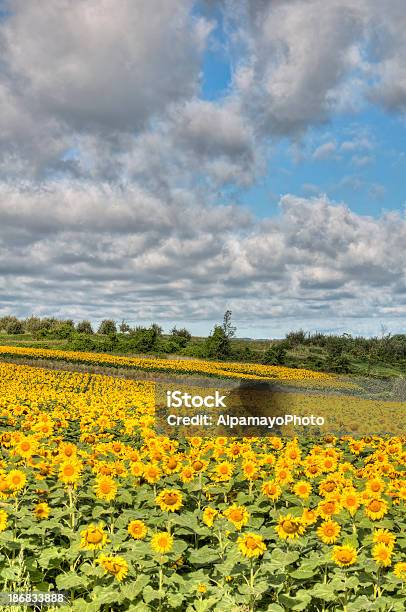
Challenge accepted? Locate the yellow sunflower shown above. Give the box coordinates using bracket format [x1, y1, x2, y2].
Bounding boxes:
[202, 507, 218, 528]
[156, 489, 183, 512]
[364, 498, 388, 521]
[128, 519, 147, 540]
[212, 461, 233, 482]
[373, 529, 395, 549]
[366, 477, 386, 497]
[393, 562, 406, 581]
[318, 498, 341, 520]
[7, 469, 27, 492]
[58, 460, 82, 485]
[151, 531, 174, 554]
[238, 533, 266, 558]
[15, 436, 37, 459]
[332, 545, 357, 567]
[223, 505, 249, 531]
[0, 510, 8, 532]
[94, 475, 117, 502]
[372, 543, 392, 567]
[317, 520, 341, 544]
[80, 523, 109, 550]
[34, 502, 49, 520]
[341, 490, 360, 516]
[276, 514, 305, 540]
[261, 480, 282, 501]
[301, 508, 318, 526]
[96, 554, 129, 581]
[293, 481, 312, 499]
[180, 466, 195, 483]
[143, 463, 161, 484]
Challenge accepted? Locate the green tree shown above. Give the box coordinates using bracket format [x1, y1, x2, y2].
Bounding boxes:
[205, 325, 230, 359]
[5, 318, 24, 334]
[76, 320, 93, 334]
[170, 326, 192, 348]
[119, 320, 131, 333]
[263, 342, 287, 365]
[97, 319, 117, 335]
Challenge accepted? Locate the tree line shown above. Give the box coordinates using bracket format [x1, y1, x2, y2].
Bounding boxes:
[0, 312, 405, 374]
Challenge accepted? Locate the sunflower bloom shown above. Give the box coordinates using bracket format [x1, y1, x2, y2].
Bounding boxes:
[373, 529, 395, 549]
[317, 520, 341, 544]
[372, 543, 392, 567]
[364, 498, 388, 521]
[341, 490, 360, 516]
[276, 514, 305, 540]
[318, 498, 341, 520]
[58, 460, 82, 485]
[393, 562, 406, 581]
[96, 554, 129, 581]
[293, 481, 312, 499]
[7, 470, 27, 492]
[16, 436, 37, 458]
[212, 461, 233, 482]
[332, 545, 357, 567]
[262, 480, 282, 501]
[34, 502, 50, 520]
[0, 510, 8, 532]
[202, 507, 218, 528]
[151, 531, 173, 554]
[80, 523, 109, 550]
[128, 519, 147, 540]
[301, 508, 318, 525]
[366, 477, 386, 497]
[94, 475, 117, 502]
[156, 489, 183, 512]
[223, 505, 249, 531]
[238, 533, 266, 558]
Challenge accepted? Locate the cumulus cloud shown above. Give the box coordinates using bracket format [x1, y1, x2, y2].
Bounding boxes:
[1, 185, 405, 333]
[312, 142, 337, 161]
[223, 0, 406, 136]
[0, 0, 212, 176]
[1, 1, 406, 334]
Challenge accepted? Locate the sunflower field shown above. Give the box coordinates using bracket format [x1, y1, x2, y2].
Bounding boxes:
[0, 358, 404, 611]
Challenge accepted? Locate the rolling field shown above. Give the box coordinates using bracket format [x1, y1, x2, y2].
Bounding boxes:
[0, 355, 404, 611]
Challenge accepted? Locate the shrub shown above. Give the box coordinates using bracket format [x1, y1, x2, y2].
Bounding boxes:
[262, 343, 287, 365]
[205, 325, 230, 359]
[98, 320, 117, 335]
[5, 317, 24, 334]
[170, 327, 192, 348]
[76, 320, 93, 334]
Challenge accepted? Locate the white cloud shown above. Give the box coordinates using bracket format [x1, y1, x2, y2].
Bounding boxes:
[312, 142, 337, 161]
[0, 1, 406, 334]
[1, 185, 405, 333]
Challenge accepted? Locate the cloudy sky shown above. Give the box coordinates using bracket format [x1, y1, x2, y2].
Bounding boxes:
[1, 0, 406, 337]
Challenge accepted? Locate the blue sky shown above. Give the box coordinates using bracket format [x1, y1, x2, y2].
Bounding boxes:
[199, 15, 406, 221]
[1, 1, 406, 337]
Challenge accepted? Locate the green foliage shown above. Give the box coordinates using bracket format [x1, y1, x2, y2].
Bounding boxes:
[126, 326, 160, 353]
[119, 319, 131, 333]
[170, 326, 192, 347]
[205, 325, 231, 359]
[263, 342, 288, 365]
[5, 317, 24, 334]
[76, 320, 93, 334]
[97, 319, 117, 335]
